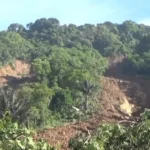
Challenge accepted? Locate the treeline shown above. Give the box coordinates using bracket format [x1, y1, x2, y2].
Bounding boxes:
[7, 18, 150, 57]
[1, 18, 150, 74]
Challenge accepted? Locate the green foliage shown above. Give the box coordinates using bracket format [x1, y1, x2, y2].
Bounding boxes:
[126, 33, 150, 75]
[1, 18, 150, 66]
[1, 17, 150, 128]
[0, 112, 55, 150]
[128, 51, 150, 75]
[50, 88, 73, 118]
[69, 109, 150, 150]
[31, 58, 51, 82]
[0, 18, 150, 75]
[0, 83, 58, 128]
[0, 31, 33, 65]
[29, 46, 107, 120]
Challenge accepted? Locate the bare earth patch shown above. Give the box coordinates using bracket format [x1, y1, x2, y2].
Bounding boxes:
[0, 60, 30, 85]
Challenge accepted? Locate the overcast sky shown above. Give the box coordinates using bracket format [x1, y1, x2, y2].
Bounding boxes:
[0, 0, 150, 30]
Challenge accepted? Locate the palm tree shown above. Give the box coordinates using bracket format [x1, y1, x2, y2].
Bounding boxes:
[82, 80, 94, 110]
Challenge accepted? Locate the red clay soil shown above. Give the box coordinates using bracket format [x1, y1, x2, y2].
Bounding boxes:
[0, 60, 30, 84]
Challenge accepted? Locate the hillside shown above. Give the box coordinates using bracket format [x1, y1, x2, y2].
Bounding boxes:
[1, 18, 150, 149]
[0, 59, 149, 149]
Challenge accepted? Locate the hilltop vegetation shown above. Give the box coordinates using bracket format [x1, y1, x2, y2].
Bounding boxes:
[1, 18, 150, 149]
[1, 19, 150, 74]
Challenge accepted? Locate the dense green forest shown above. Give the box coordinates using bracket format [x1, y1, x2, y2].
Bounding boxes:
[2, 18, 150, 74]
[1, 18, 150, 149]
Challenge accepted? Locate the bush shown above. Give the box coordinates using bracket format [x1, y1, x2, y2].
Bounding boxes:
[69, 109, 150, 150]
[0, 112, 55, 150]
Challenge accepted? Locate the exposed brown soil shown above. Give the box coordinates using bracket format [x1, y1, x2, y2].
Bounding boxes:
[0, 60, 30, 85]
